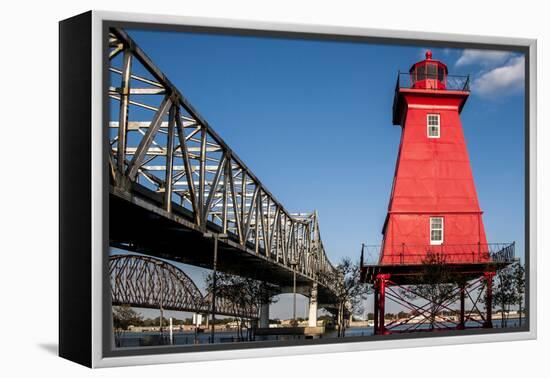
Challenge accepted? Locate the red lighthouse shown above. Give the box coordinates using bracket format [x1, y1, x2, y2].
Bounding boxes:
[382, 50, 488, 264]
[360, 51, 515, 335]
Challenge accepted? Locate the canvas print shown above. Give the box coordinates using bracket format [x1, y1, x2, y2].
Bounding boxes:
[106, 25, 527, 352]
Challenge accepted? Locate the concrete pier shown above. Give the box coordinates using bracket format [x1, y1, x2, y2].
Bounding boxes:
[259, 302, 270, 329]
[308, 283, 318, 327]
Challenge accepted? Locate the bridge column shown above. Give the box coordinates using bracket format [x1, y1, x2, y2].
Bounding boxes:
[259, 302, 270, 328]
[308, 283, 318, 327]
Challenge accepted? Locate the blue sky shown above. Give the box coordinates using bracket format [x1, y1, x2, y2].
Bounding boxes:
[113, 28, 525, 318]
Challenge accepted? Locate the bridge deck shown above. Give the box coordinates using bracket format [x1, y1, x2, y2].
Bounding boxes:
[110, 186, 336, 303]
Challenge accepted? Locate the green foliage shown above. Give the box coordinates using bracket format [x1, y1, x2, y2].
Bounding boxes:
[112, 305, 143, 347]
[327, 257, 371, 315]
[401, 251, 460, 330]
[319, 257, 371, 337]
[113, 305, 143, 331]
[205, 272, 280, 341]
[488, 260, 525, 327]
[397, 311, 409, 319]
[513, 261, 526, 326]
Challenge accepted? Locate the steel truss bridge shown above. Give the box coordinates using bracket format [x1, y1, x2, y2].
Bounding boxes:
[110, 254, 258, 319]
[108, 27, 339, 305]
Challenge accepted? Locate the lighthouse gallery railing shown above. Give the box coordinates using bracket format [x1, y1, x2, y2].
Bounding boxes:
[360, 242, 516, 266]
[395, 72, 471, 92]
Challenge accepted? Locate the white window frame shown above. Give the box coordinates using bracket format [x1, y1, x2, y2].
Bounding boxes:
[427, 113, 440, 138]
[430, 217, 444, 245]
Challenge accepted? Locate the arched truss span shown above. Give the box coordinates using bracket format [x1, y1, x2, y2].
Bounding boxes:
[110, 254, 259, 319]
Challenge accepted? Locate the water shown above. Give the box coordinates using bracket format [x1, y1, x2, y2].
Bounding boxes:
[115, 318, 525, 348]
[115, 329, 305, 347]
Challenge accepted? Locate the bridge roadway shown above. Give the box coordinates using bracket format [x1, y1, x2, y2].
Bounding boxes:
[110, 186, 336, 304]
[108, 27, 339, 307]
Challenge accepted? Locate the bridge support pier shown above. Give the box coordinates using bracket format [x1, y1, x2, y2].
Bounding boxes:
[259, 302, 270, 328]
[308, 283, 318, 327]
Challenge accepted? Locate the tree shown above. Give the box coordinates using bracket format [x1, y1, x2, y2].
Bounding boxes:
[205, 272, 279, 341]
[483, 260, 525, 328]
[397, 311, 409, 319]
[513, 261, 525, 327]
[112, 305, 143, 347]
[319, 257, 371, 337]
[402, 251, 460, 330]
[318, 314, 334, 325]
[489, 265, 517, 328]
[151, 316, 170, 327]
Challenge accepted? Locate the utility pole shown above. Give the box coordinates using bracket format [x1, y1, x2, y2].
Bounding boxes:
[204, 232, 227, 344]
[290, 259, 297, 325]
[211, 233, 218, 343]
[169, 317, 173, 345]
[293, 270, 297, 323]
[159, 276, 164, 342]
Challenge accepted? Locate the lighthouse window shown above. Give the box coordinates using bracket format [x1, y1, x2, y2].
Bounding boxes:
[427, 114, 440, 138]
[427, 63, 437, 80]
[430, 217, 444, 245]
[415, 64, 426, 81]
[438, 66, 445, 81]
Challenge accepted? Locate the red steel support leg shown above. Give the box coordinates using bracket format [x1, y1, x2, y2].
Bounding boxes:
[457, 284, 465, 330]
[483, 272, 495, 328]
[376, 274, 390, 335]
[378, 280, 385, 335]
[373, 287, 379, 335]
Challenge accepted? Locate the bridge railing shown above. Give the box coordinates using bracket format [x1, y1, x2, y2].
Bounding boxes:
[108, 28, 337, 288]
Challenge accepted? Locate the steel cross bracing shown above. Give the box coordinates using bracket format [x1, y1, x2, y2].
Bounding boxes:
[110, 254, 259, 319]
[107, 27, 337, 295]
[375, 276, 491, 334]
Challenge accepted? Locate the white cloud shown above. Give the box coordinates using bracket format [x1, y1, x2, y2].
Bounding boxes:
[455, 49, 514, 67]
[472, 56, 525, 98]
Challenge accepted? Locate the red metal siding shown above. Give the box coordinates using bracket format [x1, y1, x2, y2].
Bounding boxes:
[381, 90, 488, 265]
